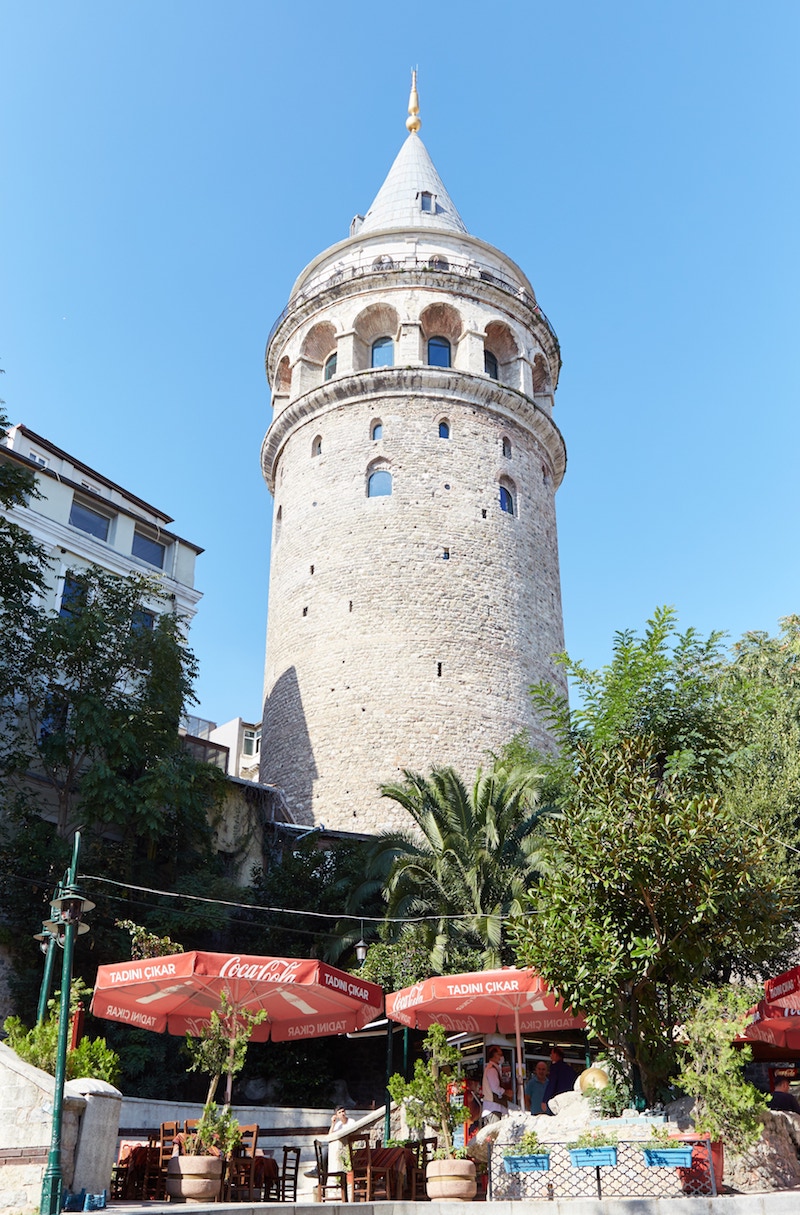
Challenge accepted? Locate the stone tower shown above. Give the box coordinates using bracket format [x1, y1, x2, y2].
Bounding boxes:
[260, 77, 567, 833]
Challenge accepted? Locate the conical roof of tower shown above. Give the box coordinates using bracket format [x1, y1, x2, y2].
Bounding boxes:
[358, 132, 468, 236]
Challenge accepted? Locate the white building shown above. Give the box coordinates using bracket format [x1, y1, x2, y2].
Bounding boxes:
[1, 423, 202, 619]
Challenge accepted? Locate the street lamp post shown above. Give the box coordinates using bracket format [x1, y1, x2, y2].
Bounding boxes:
[39, 832, 94, 1215]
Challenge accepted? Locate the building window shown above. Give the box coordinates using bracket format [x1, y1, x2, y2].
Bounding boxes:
[502, 437, 512, 458]
[312, 434, 322, 456]
[28, 450, 49, 468]
[372, 254, 394, 271]
[428, 254, 449, 271]
[499, 485, 515, 516]
[371, 420, 383, 440]
[132, 607, 155, 634]
[368, 470, 392, 497]
[442, 548, 450, 560]
[243, 728, 261, 757]
[59, 574, 86, 619]
[68, 498, 111, 542]
[132, 530, 166, 569]
[420, 191, 434, 213]
[371, 337, 394, 368]
[438, 419, 450, 439]
[484, 350, 499, 379]
[428, 336, 451, 368]
[323, 352, 337, 381]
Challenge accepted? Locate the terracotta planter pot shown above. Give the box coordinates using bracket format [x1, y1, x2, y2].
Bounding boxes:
[166, 1155, 224, 1203]
[426, 1157, 477, 1201]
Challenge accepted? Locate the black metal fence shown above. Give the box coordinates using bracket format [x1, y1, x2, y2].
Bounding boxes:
[487, 1138, 719, 1201]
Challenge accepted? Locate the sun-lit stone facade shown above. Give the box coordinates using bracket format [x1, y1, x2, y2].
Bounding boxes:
[259, 89, 567, 832]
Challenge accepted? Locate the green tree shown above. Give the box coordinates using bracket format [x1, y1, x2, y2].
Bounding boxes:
[4, 979, 120, 1085]
[673, 986, 768, 1153]
[0, 402, 49, 704]
[509, 609, 798, 1104]
[387, 1024, 471, 1156]
[0, 565, 223, 839]
[372, 764, 547, 972]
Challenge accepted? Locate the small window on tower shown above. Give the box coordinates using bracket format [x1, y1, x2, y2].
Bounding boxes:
[502, 437, 512, 458]
[371, 420, 383, 441]
[324, 352, 337, 381]
[484, 350, 499, 379]
[499, 485, 515, 516]
[371, 337, 394, 368]
[312, 435, 322, 457]
[367, 469, 392, 497]
[420, 191, 434, 213]
[438, 419, 450, 439]
[428, 337, 451, 368]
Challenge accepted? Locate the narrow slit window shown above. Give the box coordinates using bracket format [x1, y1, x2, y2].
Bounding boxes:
[323, 352, 337, 381]
[312, 435, 322, 457]
[437, 662, 442, 677]
[438, 419, 450, 439]
[502, 437, 512, 458]
[371, 421, 383, 440]
[484, 350, 499, 379]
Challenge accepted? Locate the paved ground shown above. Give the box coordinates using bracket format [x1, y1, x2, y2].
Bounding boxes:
[104, 1191, 800, 1215]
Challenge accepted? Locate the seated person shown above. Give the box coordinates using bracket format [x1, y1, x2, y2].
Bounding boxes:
[769, 1076, 800, 1114]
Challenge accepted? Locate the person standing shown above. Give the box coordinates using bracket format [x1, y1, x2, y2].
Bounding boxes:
[328, 1106, 357, 1175]
[541, 1046, 575, 1114]
[524, 1060, 549, 1114]
[481, 1045, 512, 1123]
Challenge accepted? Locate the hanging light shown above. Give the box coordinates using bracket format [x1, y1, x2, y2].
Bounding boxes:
[51, 884, 95, 924]
[355, 921, 368, 965]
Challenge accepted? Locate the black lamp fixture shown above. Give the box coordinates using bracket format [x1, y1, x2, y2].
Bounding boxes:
[355, 921, 368, 965]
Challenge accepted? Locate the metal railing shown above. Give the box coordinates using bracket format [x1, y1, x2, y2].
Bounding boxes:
[488, 1137, 718, 1202]
[266, 254, 558, 353]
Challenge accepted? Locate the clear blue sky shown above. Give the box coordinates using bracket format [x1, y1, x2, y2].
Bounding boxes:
[3, 2, 799, 725]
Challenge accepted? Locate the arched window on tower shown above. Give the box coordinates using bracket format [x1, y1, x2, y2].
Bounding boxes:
[367, 469, 392, 497]
[502, 437, 512, 458]
[428, 336, 451, 368]
[371, 337, 394, 368]
[323, 352, 337, 381]
[499, 483, 515, 516]
[438, 419, 450, 439]
[275, 505, 283, 542]
[312, 435, 322, 457]
[484, 350, 499, 379]
[371, 420, 383, 441]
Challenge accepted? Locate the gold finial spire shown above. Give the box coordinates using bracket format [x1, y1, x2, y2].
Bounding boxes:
[406, 69, 421, 134]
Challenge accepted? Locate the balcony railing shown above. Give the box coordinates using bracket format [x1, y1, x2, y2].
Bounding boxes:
[266, 254, 558, 353]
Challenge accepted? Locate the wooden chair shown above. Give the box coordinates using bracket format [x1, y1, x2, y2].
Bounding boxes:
[314, 1138, 347, 1202]
[280, 1145, 301, 1202]
[225, 1124, 259, 1201]
[411, 1136, 437, 1201]
[350, 1135, 392, 1202]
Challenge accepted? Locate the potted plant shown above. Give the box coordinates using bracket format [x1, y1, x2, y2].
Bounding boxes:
[166, 1103, 242, 1202]
[502, 1128, 551, 1173]
[567, 1128, 619, 1168]
[388, 1023, 476, 1201]
[638, 1124, 694, 1168]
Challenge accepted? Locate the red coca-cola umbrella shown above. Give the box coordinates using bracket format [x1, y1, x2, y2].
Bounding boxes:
[742, 1000, 800, 1053]
[386, 967, 585, 1094]
[91, 951, 384, 1098]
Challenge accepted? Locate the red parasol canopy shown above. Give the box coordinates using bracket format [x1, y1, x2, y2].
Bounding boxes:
[386, 968, 585, 1091]
[741, 997, 800, 1054]
[91, 951, 384, 1043]
[764, 966, 800, 1011]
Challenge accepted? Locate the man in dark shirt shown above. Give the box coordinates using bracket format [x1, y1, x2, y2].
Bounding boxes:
[769, 1077, 800, 1114]
[541, 1046, 576, 1114]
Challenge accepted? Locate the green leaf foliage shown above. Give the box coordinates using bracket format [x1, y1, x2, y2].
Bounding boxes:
[373, 764, 549, 972]
[387, 1023, 470, 1156]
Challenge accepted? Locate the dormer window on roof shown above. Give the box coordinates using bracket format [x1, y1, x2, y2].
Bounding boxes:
[419, 191, 434, 213]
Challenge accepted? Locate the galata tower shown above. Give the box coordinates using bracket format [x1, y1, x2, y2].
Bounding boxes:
[260, 76, 567, 832]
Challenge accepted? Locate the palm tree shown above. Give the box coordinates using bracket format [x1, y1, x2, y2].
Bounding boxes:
[368, 764, 549, 972]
